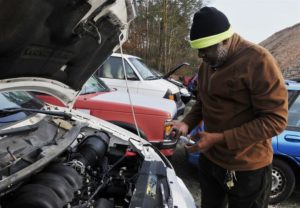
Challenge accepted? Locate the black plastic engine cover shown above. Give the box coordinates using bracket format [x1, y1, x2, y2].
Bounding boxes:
[129, 161, 171, 208]
[7, 163, 83, 208]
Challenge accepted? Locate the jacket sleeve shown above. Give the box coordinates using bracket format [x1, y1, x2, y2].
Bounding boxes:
[182, 68, 203, 130]
[224, 52, 288, 150]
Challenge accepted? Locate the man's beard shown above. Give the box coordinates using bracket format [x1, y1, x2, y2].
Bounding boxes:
[210, 46, 229, 68]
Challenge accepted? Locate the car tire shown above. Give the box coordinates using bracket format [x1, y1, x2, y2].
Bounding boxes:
[269, 158, 295, 204]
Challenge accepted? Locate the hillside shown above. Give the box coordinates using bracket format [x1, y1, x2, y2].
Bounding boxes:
[260, 23, 300, 80]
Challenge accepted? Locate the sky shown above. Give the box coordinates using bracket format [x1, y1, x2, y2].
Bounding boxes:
[207, 0, 300, 43]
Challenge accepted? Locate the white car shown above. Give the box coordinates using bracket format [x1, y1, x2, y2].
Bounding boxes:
[97, 53, 185, 116]
[0, 1, 196, 208]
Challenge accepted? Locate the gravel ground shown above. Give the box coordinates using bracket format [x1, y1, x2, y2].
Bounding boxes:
[170, 100, 300, 208]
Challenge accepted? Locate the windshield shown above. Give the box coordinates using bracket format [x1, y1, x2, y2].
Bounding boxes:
[287, 90, 300, 127]
[80, 76, 110, 95]
[129, 58, 158, 80]
[151, 69, 163, 78]
[0, 91, 44, 126]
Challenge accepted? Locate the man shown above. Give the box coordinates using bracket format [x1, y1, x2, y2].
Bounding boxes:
[172, 7, 288, 208]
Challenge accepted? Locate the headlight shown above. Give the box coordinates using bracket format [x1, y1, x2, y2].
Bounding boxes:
[180, 87, 190, 95]
[164, 119, 173, 139]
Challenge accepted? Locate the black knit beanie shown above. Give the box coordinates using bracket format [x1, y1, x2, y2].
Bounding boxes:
[190, 7, 233, 49]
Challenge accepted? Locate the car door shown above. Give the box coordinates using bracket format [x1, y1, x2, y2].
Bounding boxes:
[277, 90, 300, 160]
[97, 56, 140, 93]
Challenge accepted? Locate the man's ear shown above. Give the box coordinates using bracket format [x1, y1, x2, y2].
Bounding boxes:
[223, 37, 234, 47]
[222, 39, 229, 45]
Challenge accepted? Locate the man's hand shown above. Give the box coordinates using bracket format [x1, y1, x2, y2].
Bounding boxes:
[185, 131, 225, 153]
[166, 120, 189, 138]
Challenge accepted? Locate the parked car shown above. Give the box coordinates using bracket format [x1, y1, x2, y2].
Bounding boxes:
[37, 76, 178, 156]
[0, 1, 196, 208]
[96, 53, 185, 115]
[186, 80, 300, 204]
[150, 63, 192, 104]
[271, 80, 300, 204]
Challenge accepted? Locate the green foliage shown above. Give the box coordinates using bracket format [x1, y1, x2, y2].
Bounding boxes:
[122, 0, 208, 76]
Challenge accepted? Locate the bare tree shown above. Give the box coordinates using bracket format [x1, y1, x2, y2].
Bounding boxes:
[123, 0, 207, 76]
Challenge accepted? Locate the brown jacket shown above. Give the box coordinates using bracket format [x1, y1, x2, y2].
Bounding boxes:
[183, 34, 288, 171]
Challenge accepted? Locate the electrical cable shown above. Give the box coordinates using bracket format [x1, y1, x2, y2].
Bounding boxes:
[118, 31, 148, 157]
[118, 33, 141, 139]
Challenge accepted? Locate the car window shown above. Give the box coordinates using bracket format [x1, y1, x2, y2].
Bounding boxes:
[287, 93, 300, 127]
[0, 91, 44, 126]
[288, 90, 300, 108]
[98, 57, 138, 80]
[80, 76, 110, 95]
[129, 57, 157, 80]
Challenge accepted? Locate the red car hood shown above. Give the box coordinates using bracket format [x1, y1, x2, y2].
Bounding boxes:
[89, 91, 177, 118]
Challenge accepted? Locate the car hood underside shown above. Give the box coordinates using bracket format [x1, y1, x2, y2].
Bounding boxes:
[0, 0, 135, 106]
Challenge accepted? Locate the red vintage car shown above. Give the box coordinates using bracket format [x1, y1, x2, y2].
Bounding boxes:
[37, 76, 178, 156]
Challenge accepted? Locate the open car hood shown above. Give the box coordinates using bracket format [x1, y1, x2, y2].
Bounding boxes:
[0, 0, 136, 106]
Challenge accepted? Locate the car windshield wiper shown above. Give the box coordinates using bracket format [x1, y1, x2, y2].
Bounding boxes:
[0, 108, 72, 119]
[80, 91, 98, 95]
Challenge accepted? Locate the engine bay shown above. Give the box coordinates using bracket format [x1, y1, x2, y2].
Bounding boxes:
[0, 115, 171, 208]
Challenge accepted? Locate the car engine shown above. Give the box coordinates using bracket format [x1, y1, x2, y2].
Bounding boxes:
[0, 115, 171, 208]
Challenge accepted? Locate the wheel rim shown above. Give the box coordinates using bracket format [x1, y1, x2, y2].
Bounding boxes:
[271, 167, 286, 199]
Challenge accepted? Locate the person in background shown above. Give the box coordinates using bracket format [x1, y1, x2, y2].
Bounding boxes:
[170, 6, 288, 208]
[187, 73, 198, 98]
